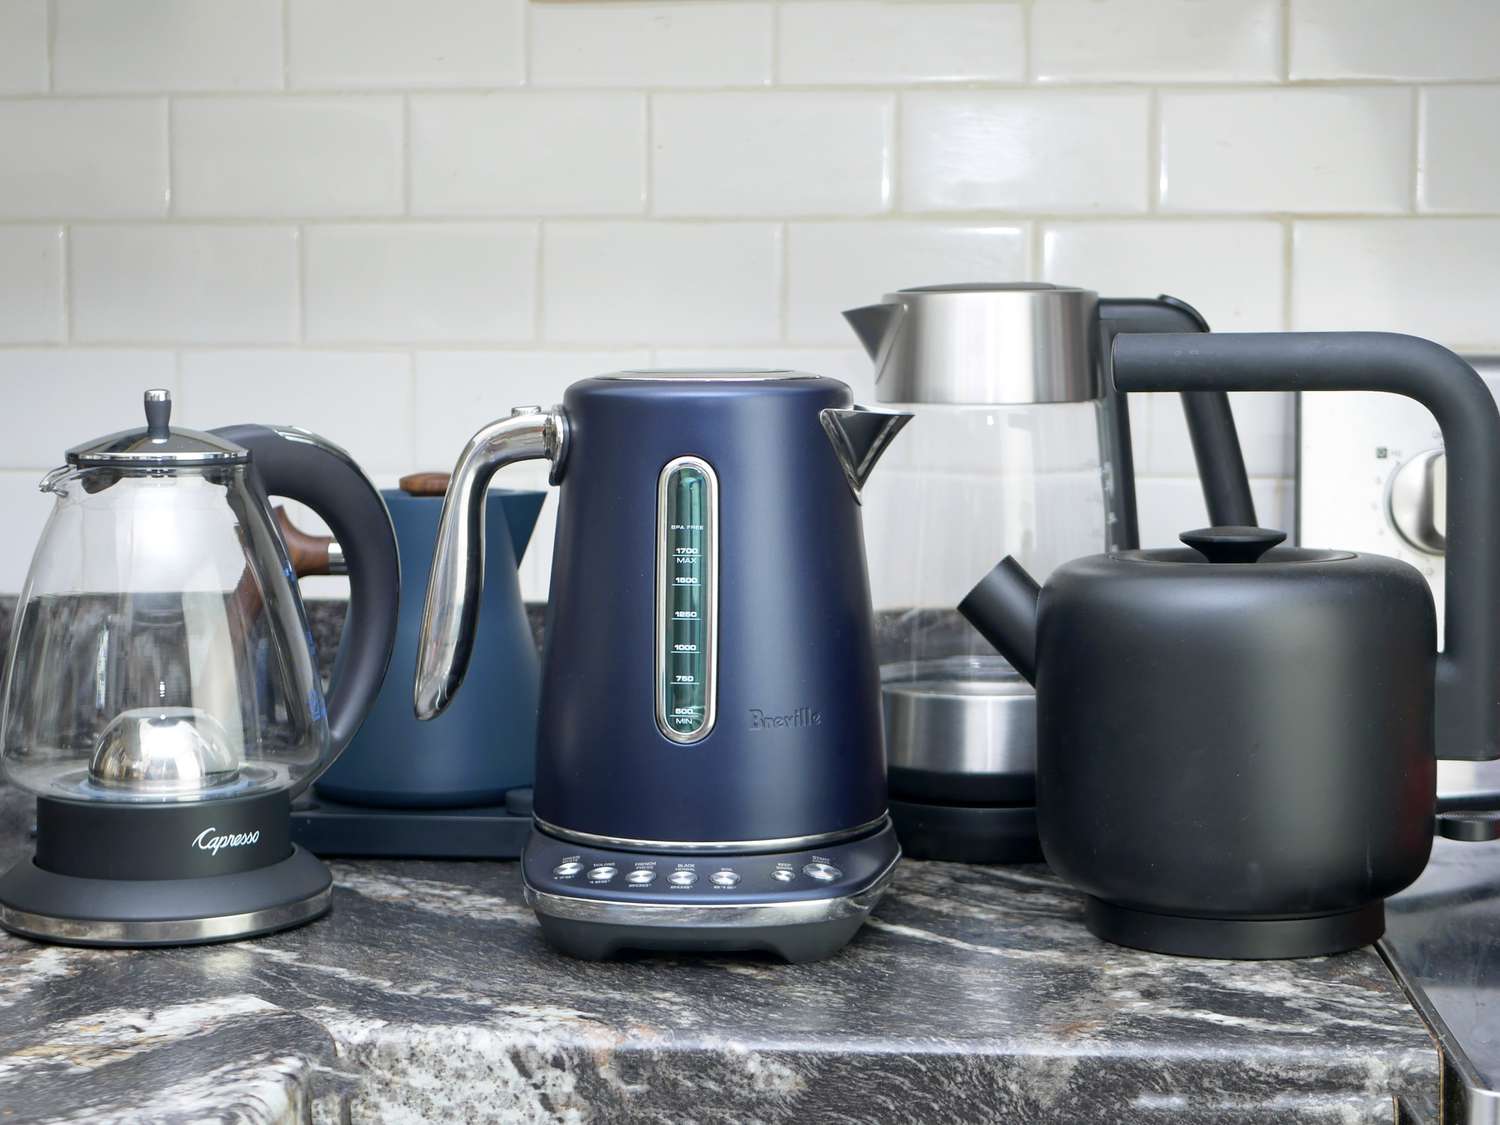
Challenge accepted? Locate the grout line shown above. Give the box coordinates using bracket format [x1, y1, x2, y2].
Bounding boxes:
[280, 0, 290, 89]
[401, 94, 412, 217]
[1409, 86, 1424, 213]
[295, 224, 308, 343]
[532, 223, 546, 344]
[1020, 0, 1033, 84]
[58, 224, 71, 342]
[1028, 220, 1043, 282]
[1279, 0, 1292, 82]
[43, 0, 54, 92]
[1280, 218, 1295, 331]
[163, 98, 175, 218]
[643, 91, 655, 218]
[889, 91, 902, 213]
[769, 0, 782, 85]
[1146, 87, 1162, 212]
[777, 221, 790, 341]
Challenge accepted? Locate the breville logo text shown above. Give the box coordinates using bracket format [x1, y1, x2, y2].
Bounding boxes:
[748, 707, 822, 730]
[193, 827, 261, 856]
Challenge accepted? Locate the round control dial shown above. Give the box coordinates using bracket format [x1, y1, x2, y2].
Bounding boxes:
[1387, 448, 1446, 556]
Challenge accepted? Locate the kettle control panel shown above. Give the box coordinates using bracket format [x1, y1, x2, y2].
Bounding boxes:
[656, 455, 718, 743]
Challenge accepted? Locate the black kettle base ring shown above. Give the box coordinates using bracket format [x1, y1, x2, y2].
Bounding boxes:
[0, 845, 331, 948]
[1084, 897, 1386, 960]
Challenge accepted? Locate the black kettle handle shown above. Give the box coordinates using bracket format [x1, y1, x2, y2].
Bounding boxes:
[1099, 296, 1258, 548]
[212, 423, 401, 755]
[1114, 331, 1500, 766]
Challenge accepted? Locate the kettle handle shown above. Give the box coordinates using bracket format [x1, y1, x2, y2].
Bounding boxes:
[413, 408, 568, 722]
[212, 424, 400, 756]
[1098, 296, 1258, 548]
[1113, 331, 1500, 765]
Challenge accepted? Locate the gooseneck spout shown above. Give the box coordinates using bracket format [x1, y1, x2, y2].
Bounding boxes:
[414, 407, 568, 721]
[958, 557, 1041, 684]
[819, 407, 912, 503]
[1114, 331, 1500, 764]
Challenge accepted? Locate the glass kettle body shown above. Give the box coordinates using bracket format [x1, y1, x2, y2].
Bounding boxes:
[2, 461, 327, 804]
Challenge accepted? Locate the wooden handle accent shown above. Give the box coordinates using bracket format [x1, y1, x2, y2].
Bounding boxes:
[399, 471, 450, 497]
[274, 506, 334, 577]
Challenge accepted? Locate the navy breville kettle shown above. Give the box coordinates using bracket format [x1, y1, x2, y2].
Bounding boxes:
[414, 370, 910, 961]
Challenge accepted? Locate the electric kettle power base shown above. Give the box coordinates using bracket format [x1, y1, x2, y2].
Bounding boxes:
[0, 792, 331, 946]
[519, 820, 901, 962]
[289, 789, 533, 859]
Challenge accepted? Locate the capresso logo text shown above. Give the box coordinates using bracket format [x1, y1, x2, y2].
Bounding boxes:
[748, 707, 822, 730]
[193, 827, 261, 856]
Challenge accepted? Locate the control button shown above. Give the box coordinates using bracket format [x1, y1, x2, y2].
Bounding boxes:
[586, 865, 617, 883]
[803, 862, 842, 882]
[552, 861, 584, 878]
[709, 870, 741, 888]
[668, 870, 699, 887]
[625, 869, 657, 887]
[771, 868, 796, 883]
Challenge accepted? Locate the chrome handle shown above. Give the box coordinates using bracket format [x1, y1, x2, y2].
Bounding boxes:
[413, 407, 567, 720]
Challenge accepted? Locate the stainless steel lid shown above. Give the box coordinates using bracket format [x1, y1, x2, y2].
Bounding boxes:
[844, 282, 1101, 406]
[66, 389, 248, 466]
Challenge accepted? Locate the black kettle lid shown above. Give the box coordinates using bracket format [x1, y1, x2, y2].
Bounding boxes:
[1179, 526, 1287, 564]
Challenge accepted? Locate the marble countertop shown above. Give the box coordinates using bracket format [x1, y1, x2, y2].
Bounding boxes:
[0, 783, 1443, 1125]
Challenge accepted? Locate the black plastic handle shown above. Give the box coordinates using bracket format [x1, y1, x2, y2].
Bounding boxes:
[1114, 331, 1500, 764]
[1099, 296, 1258, 547]
[212, 424, 400, 754]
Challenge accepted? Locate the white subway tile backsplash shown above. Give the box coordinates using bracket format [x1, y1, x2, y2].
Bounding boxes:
[53, 0, 282, 92]
[0, 350, 177, 469]
[1292, 220, 1500, 348]
[0, 471, 64, 589]
[287, 0, 523, 89]
[1290, 0, 1500, 81]
[72, 226, 299, 343]
[305, 225, 538, 344]
[0, 1, 48, 93]
[653, 94, 893, 218]
[413, 350, 650, 466]
[1419, 87, 1500, 214]
[786, 222, 1027, 346]
[0, 227, 63, 342]
[1041, 221, 1285, 331]
[411, 94, 646, 217]
[902, 91, 1150, 214]
[653, 347, 875, 403]
[543, 223, 781, 345]
[779, 3, 1024, 85]
[1159, 89, 1412, 214]
[0, 100, 167, 219]
[530, 3, 772, 88]
[1032, 0, 1281, 83]
[173, 97, 404, 218]
[180, 351, 412, 473]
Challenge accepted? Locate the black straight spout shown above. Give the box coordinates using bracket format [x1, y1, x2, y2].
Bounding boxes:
[958, 557, 1041, 684]
[1112, 331, 1500, 764]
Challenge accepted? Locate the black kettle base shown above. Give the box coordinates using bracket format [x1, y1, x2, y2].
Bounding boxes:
[1084, 897, 1386, 960]
[888, 799, 1042, 864]
[521, 818, 902, 962]
[0, 845, 331, 948]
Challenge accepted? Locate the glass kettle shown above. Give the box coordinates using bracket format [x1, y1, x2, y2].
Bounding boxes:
[0, 390, 399, 947]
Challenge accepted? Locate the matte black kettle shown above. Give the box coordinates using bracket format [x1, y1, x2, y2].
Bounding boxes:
[960, 333, 1500, 960]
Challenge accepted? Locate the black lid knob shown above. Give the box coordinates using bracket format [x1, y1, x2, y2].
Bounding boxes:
[144, 388, 171, 439]
[1180, 526, 1287, 564]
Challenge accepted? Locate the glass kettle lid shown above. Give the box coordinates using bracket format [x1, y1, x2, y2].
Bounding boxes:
[67, 388, 247, 467]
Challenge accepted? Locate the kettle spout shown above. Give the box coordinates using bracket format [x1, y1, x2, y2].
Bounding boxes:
[959, 558, 1041, 684]
[842, 302, 902, 363]
[819, 407, 911, 504]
